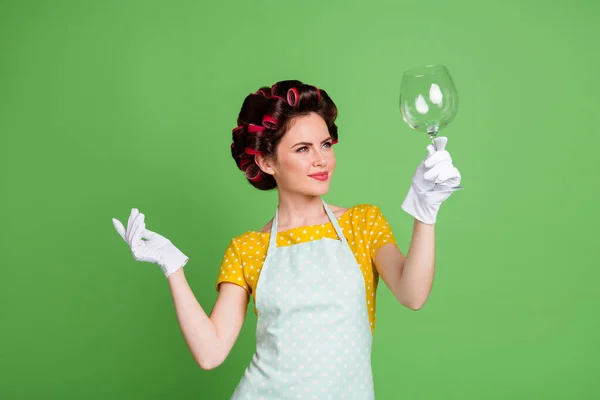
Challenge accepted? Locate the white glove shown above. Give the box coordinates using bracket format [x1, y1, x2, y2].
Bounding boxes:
[112, 208, 189, 278]
[401, 136, 461, 224]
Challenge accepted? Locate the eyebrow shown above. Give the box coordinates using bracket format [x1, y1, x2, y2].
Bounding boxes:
[291, 137, 332, 148]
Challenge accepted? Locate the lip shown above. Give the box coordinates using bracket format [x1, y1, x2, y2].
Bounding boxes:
[308, 172, 329, 181]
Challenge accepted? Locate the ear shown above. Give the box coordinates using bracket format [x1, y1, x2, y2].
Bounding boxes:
[255, 154, 276, 176]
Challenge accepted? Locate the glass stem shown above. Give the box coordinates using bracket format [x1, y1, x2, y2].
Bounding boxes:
[427, 127, 439, 150]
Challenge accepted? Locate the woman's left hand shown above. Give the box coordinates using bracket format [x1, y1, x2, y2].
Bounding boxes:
[401, 136, 461, 224]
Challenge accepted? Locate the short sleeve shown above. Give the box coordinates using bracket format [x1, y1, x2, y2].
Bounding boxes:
[367, 205, 397, 260]
[215, 239, 250, 294]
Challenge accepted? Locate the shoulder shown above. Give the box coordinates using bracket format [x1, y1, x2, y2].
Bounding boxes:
[225, 231, 268, 250]
[343, 203, 383, 218]
[329, 203, 382, 217]
[331, 204, 386, 233]
[323, 203, 386, 226]
[328, 204, 352, 218]
[342, 204, 391, 235]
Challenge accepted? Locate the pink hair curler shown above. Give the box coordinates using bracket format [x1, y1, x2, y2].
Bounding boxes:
[247, 124, 266, 133]
[255, 89, 268, 97]
[245, 147, 263, 156]
[246, 166, 262, 182]
[287, 88, 299, 107]
[314, 86, 321, 102]
[262, 114, 277, 130]
[234, 124, 266, 134]
[332, 139, 338, 144]
[239, 157, 253, 171]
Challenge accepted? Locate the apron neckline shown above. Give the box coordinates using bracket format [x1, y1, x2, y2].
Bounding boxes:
[267, 197, 347, 253]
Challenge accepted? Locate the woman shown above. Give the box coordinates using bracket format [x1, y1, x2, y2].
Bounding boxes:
[112, 80, 461, 399]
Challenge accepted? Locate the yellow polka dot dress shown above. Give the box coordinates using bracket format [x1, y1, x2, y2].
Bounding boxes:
[216, 204, 396, 334]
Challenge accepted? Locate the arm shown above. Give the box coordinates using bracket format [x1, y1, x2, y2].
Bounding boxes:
[168, 269, 249, 370]
[375, 218, 434, 310]
[377, 135, 460, 309]
[112, 209, 249, 370]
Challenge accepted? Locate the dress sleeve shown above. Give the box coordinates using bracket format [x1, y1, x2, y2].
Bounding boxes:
[215, 238, 250, 294]
[367, 205, 397, 260]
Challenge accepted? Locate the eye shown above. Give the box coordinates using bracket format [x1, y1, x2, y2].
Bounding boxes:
[323, 141, 333, 149]
[296, 146, 309, 152]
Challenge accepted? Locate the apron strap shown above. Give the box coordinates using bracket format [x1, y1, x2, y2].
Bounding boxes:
[268, 207, 279, 252]
[321, 198, 347, 244]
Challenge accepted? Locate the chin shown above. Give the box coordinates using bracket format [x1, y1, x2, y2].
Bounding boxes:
[286, 183, 330, 197]
[311, 188, 330, 197]
[306, 183, 331, 196]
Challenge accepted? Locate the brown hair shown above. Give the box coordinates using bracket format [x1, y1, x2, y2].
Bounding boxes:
[230, 80, 339, 190]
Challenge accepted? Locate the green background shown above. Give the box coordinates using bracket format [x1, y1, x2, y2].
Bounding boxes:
[1, 0, 598, 398]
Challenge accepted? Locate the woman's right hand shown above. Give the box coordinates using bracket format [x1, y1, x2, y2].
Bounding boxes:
[112, 208, 189, 278]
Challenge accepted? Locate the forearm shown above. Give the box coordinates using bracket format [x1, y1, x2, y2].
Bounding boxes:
[397, 218, 435, 309]
[167, 268, 222, 369]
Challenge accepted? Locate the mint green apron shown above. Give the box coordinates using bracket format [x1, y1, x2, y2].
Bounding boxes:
[231, 198, 374, 399]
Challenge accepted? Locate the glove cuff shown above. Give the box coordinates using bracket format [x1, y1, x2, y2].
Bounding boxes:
[401, 184, 438, 225]
[158, 244, 189, 278]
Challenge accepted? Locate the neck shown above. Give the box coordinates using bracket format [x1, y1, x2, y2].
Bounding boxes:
[275, 192, 327, 231]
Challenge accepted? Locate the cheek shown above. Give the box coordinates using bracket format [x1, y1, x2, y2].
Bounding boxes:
[327, 152, 337, 169]
[279, 154, 310, 176]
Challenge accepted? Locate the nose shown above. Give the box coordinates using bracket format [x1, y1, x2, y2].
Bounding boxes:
[312, 148, 327, 167]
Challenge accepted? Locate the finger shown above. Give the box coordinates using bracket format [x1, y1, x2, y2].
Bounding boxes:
[442, 175, 461, 187]
[127, 211, 145, 242]
[434, 136, 448, 151]
[437, 167, 461, 183]
[127, 208, 139, 233]
[424, 150, 451, 168]
[112, 218, 126, 241]
[127, 212, 144, 243]
[129, 223, 145, 248]
[128, 213, 146, 243]
[438, 175, 460, 187]
[424, 160, 453, 181]
[426, 144, 436, 156]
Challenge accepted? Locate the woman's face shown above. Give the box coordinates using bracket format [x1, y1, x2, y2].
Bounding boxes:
[262, 112, 336, 197]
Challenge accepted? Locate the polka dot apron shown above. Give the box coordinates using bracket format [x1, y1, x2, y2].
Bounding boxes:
[231, 198, 374, 399]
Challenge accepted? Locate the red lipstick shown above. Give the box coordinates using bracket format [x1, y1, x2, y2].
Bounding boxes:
[308, 172, 329, 181]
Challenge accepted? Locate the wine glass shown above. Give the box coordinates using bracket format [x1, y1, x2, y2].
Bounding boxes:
[399, 64, 463, 193]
